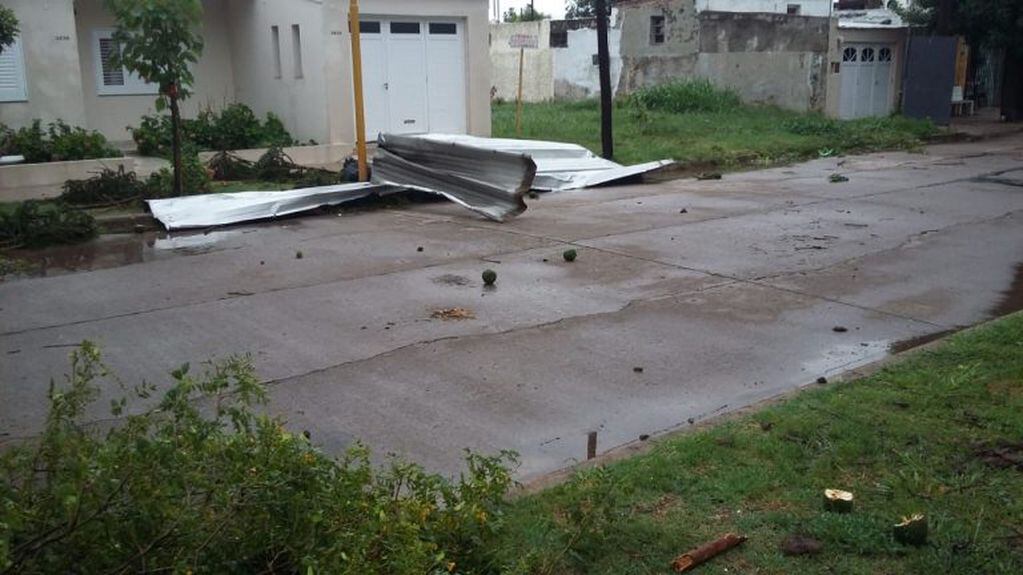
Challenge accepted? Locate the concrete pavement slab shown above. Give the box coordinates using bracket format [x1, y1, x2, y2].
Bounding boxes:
[2, 134, 1022, 481]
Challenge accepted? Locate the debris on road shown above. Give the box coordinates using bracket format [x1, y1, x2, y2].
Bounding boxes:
[671, 533, 748, 572]
[816, 376, 828, 384]
[147, 183, 382, 230]
[780, 534, 823, 556]
[373, 133, 534, 222]
[482, 269, 497, 286]
[148, 134, 673, 229]
[696, 172, 722, 180]
[563, 249, 578, 262]
[893, 514, 928, 546]
[833, 326, 849, 333]
[829, 174, 850, 183]
[633, 366, 644, 373]
[431, 308, 476, 321]
[412, 134, 674, 192]
[295, 250, 303, 260]
[823, 488, 854, 513]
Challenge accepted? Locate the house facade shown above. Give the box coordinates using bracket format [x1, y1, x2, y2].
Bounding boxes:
[488, 0, 909, 120]
[0, 0, 492, 145]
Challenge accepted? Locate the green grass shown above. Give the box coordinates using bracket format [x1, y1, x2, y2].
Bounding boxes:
[491, 313, 1023, 574]
[492, 99, 938, 169]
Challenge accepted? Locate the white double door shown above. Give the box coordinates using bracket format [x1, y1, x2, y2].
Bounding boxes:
[839, 43, 895, 119]
[360, 18, 467, 139]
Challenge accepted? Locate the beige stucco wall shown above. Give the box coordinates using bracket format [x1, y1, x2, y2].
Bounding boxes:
[617, 0, 700, 94]
[831, 27, 907, 117]
[323, 0, 492, 145]
[226, 0, 329, 144]
[74, 0, 237, 142]
[0, 0, 87, 130]
[490, 20, 554, 103]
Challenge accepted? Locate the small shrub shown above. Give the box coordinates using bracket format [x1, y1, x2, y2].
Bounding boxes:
[0, 343, 517, 574]
[0, 200, 97, 248]
[3, 120, 121, 163]
[629, 79, 741, 114]
[144, 150, 211, 198]
[129, 103, 297, 156]
[61, 167, 145, 206]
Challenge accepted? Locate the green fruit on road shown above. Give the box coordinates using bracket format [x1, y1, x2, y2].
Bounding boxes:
[482, 269, 497, 285]
[563, 249, 577, 262]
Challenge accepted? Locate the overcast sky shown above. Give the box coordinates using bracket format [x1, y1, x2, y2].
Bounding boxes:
[491, 0, 569, 20]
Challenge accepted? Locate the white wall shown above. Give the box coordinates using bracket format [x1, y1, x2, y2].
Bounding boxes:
[325, 0, 492, 145]
[696, 0, 832, 17]
[75, 0, 237, 142]
[226, 0, 328, 144]
[0, 0, 88, 130]
[490, 20, 553, 102]
[552, 25, 621, 99]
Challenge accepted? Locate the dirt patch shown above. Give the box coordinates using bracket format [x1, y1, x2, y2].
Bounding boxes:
[889, 329, 958, 354]
[432, 274, 472, 287]
[780, 534, 822, 556]
[634, 494, 679, 519]
[973, 442, 1023, 471]
[430, 308, 476, 321]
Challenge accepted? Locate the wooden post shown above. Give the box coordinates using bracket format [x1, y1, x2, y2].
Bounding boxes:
[349, 0, 369, 181]
[516, 46, 525, 137]
[595, 0, 613, 159]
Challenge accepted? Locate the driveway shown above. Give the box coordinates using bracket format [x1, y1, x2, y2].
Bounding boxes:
[2, 135, 1022, 479]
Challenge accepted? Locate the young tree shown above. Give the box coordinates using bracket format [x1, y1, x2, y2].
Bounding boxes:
[566, 0, 613, 19]
[504, 6, 548, 22]
[106, 0, 204, 196]
[0, 6, 19, 52]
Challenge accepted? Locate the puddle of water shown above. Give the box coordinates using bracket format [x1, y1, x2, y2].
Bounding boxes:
[5, 229, 241, 279]
[888, 263, 1023, 354]
[991, 263, 1023, 318]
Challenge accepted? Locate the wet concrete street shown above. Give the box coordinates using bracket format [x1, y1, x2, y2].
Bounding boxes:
[2, 134, 1022, 479]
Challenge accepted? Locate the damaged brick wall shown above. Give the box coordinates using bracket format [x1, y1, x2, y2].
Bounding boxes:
[616, 0, 831, 111]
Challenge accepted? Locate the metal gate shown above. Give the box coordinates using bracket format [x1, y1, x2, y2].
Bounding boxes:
[902, 35, 957, 125]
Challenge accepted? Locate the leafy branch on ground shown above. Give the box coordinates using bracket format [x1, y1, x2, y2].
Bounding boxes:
[0, 201, 97, 249]
[0, 121, 122, 164]
[0, 343, 518, 574]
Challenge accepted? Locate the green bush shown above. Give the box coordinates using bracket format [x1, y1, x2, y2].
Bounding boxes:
[0, 200, 97, 248]
[628, 79, 742, 114]
[0, 344, 517, 574]
[129, 103, 297, 156]
[1, 120, 122, 163]
[143, 150, 211, 198]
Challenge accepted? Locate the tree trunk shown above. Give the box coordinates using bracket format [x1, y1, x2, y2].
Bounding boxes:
[1000, 51, 1022, 122]
[595, 0, 613, 160]
[169, 91, 183, 197]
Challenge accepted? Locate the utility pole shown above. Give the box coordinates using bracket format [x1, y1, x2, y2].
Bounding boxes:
[348, 0, 368, 181]
[595, 0, 613, 159]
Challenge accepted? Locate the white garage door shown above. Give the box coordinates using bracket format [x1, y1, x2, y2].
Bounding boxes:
[839, 43, 895, 120]
[359, 18, 467, 140]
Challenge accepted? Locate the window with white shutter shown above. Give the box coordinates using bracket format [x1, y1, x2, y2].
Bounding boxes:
[0, 36, 27, 102]
[93, 29, 158, 96]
